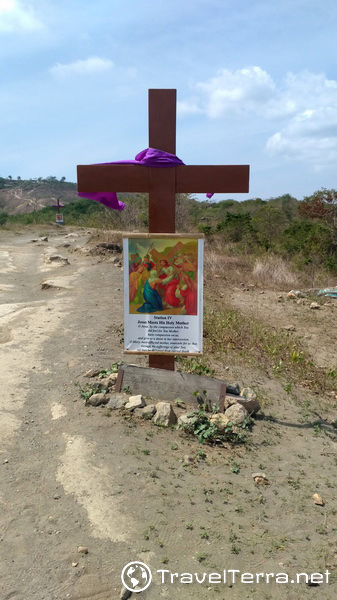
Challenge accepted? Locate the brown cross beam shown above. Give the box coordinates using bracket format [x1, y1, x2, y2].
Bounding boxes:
[77, 88, 249, 371]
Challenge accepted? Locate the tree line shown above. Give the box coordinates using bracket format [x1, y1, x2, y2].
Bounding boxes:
[0, 182, 336, 273]
[195, 190, 337, 273]
[0, 176, 69, 187]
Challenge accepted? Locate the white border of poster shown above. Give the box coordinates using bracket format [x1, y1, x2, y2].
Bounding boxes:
[123, 234, 204, 355]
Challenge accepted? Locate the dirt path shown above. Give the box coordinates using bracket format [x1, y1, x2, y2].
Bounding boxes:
[0, 227, 138, 599]
[0, 228, 336, 599]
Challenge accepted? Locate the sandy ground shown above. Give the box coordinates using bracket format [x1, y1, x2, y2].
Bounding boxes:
[0, 227, 336, 600]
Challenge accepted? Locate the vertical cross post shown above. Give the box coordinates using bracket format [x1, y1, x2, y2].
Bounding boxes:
[148, 89, 176, 370]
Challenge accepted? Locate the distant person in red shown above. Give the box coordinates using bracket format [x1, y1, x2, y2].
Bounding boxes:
[158, 259, 180, 308]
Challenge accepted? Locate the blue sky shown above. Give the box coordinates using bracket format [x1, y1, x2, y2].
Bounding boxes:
[1, 0, 337, 202]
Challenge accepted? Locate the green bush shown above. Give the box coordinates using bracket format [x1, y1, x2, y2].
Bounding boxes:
[0, 212, 9, 225]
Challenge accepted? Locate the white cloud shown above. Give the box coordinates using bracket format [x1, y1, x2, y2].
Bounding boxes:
[265, 72, 337, 167]
[180, 66, 337, 168]
[266, 106, 337, 167]
[0, 0, 44, 33]
[177, 99, 202, 117]
[50, 57, 114, 78]
[196, 66, 276, 118]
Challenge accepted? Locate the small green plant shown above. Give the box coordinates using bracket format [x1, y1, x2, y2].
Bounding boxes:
[193, 389, 209, 411]
[97, 361, 123, 377]
[174, 398, 186, 409]
[176, 356, 215, 376]
[316, 524, 328, 535]
[313, 423, 323, 435]
[74, 381, 97, 402]
[287, 477, 300, 490]
[196, 552, 209, 563]
[291, 349, 304, 362]
[229, 531, 238, 543]
[178, 409, 252, 445]
[179, 409, 218, 444]
[230, 462, 241, 474]
[196, 447, 207, 460]
[271, 537, 288, 551]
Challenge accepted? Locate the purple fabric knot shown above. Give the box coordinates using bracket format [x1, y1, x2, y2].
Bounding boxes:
[134, 147, 184, 167]
[78, 148, 212, 210]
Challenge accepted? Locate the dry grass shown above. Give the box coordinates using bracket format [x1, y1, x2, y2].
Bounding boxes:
[252, 255, 298, 288]
[203, 301, 336, 394]
[204, 239, 254, 285]
[204, 243, 298, 291]
[204, 241, 336, 292]
[87, 229, 123, 245]
[204, 237, 300, 290]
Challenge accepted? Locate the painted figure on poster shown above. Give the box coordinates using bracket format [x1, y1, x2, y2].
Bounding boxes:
[129, 264, 149, 304]
[175, 262, 198, 315]
[127, 237, 200, 316]
[129, 252, 142, 273]
[137, 267, 163, 313]
[158, 259, 181, 308]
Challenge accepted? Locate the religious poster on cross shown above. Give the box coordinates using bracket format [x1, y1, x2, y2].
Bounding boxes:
[123, 233, 204, 355]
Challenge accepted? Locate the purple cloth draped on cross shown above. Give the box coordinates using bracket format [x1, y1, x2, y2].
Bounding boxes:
[78, 148, 214, 210]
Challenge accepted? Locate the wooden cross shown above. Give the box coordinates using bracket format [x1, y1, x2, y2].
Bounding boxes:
[77, 89, 249, 371]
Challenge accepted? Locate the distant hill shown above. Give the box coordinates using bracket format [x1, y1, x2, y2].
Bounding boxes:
[0, 177, 78, 215]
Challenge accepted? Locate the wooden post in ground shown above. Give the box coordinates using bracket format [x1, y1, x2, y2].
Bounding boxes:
[147, 89, 176, 370]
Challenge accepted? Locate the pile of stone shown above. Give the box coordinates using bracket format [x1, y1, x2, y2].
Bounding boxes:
[287, 289, 306, 299]
[110, 395, 177, 426]
[84, 372, 177, 426]
[286, 289, 329, 310]
[82, 368, 260, 430]
[86, 384, 177, 426]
